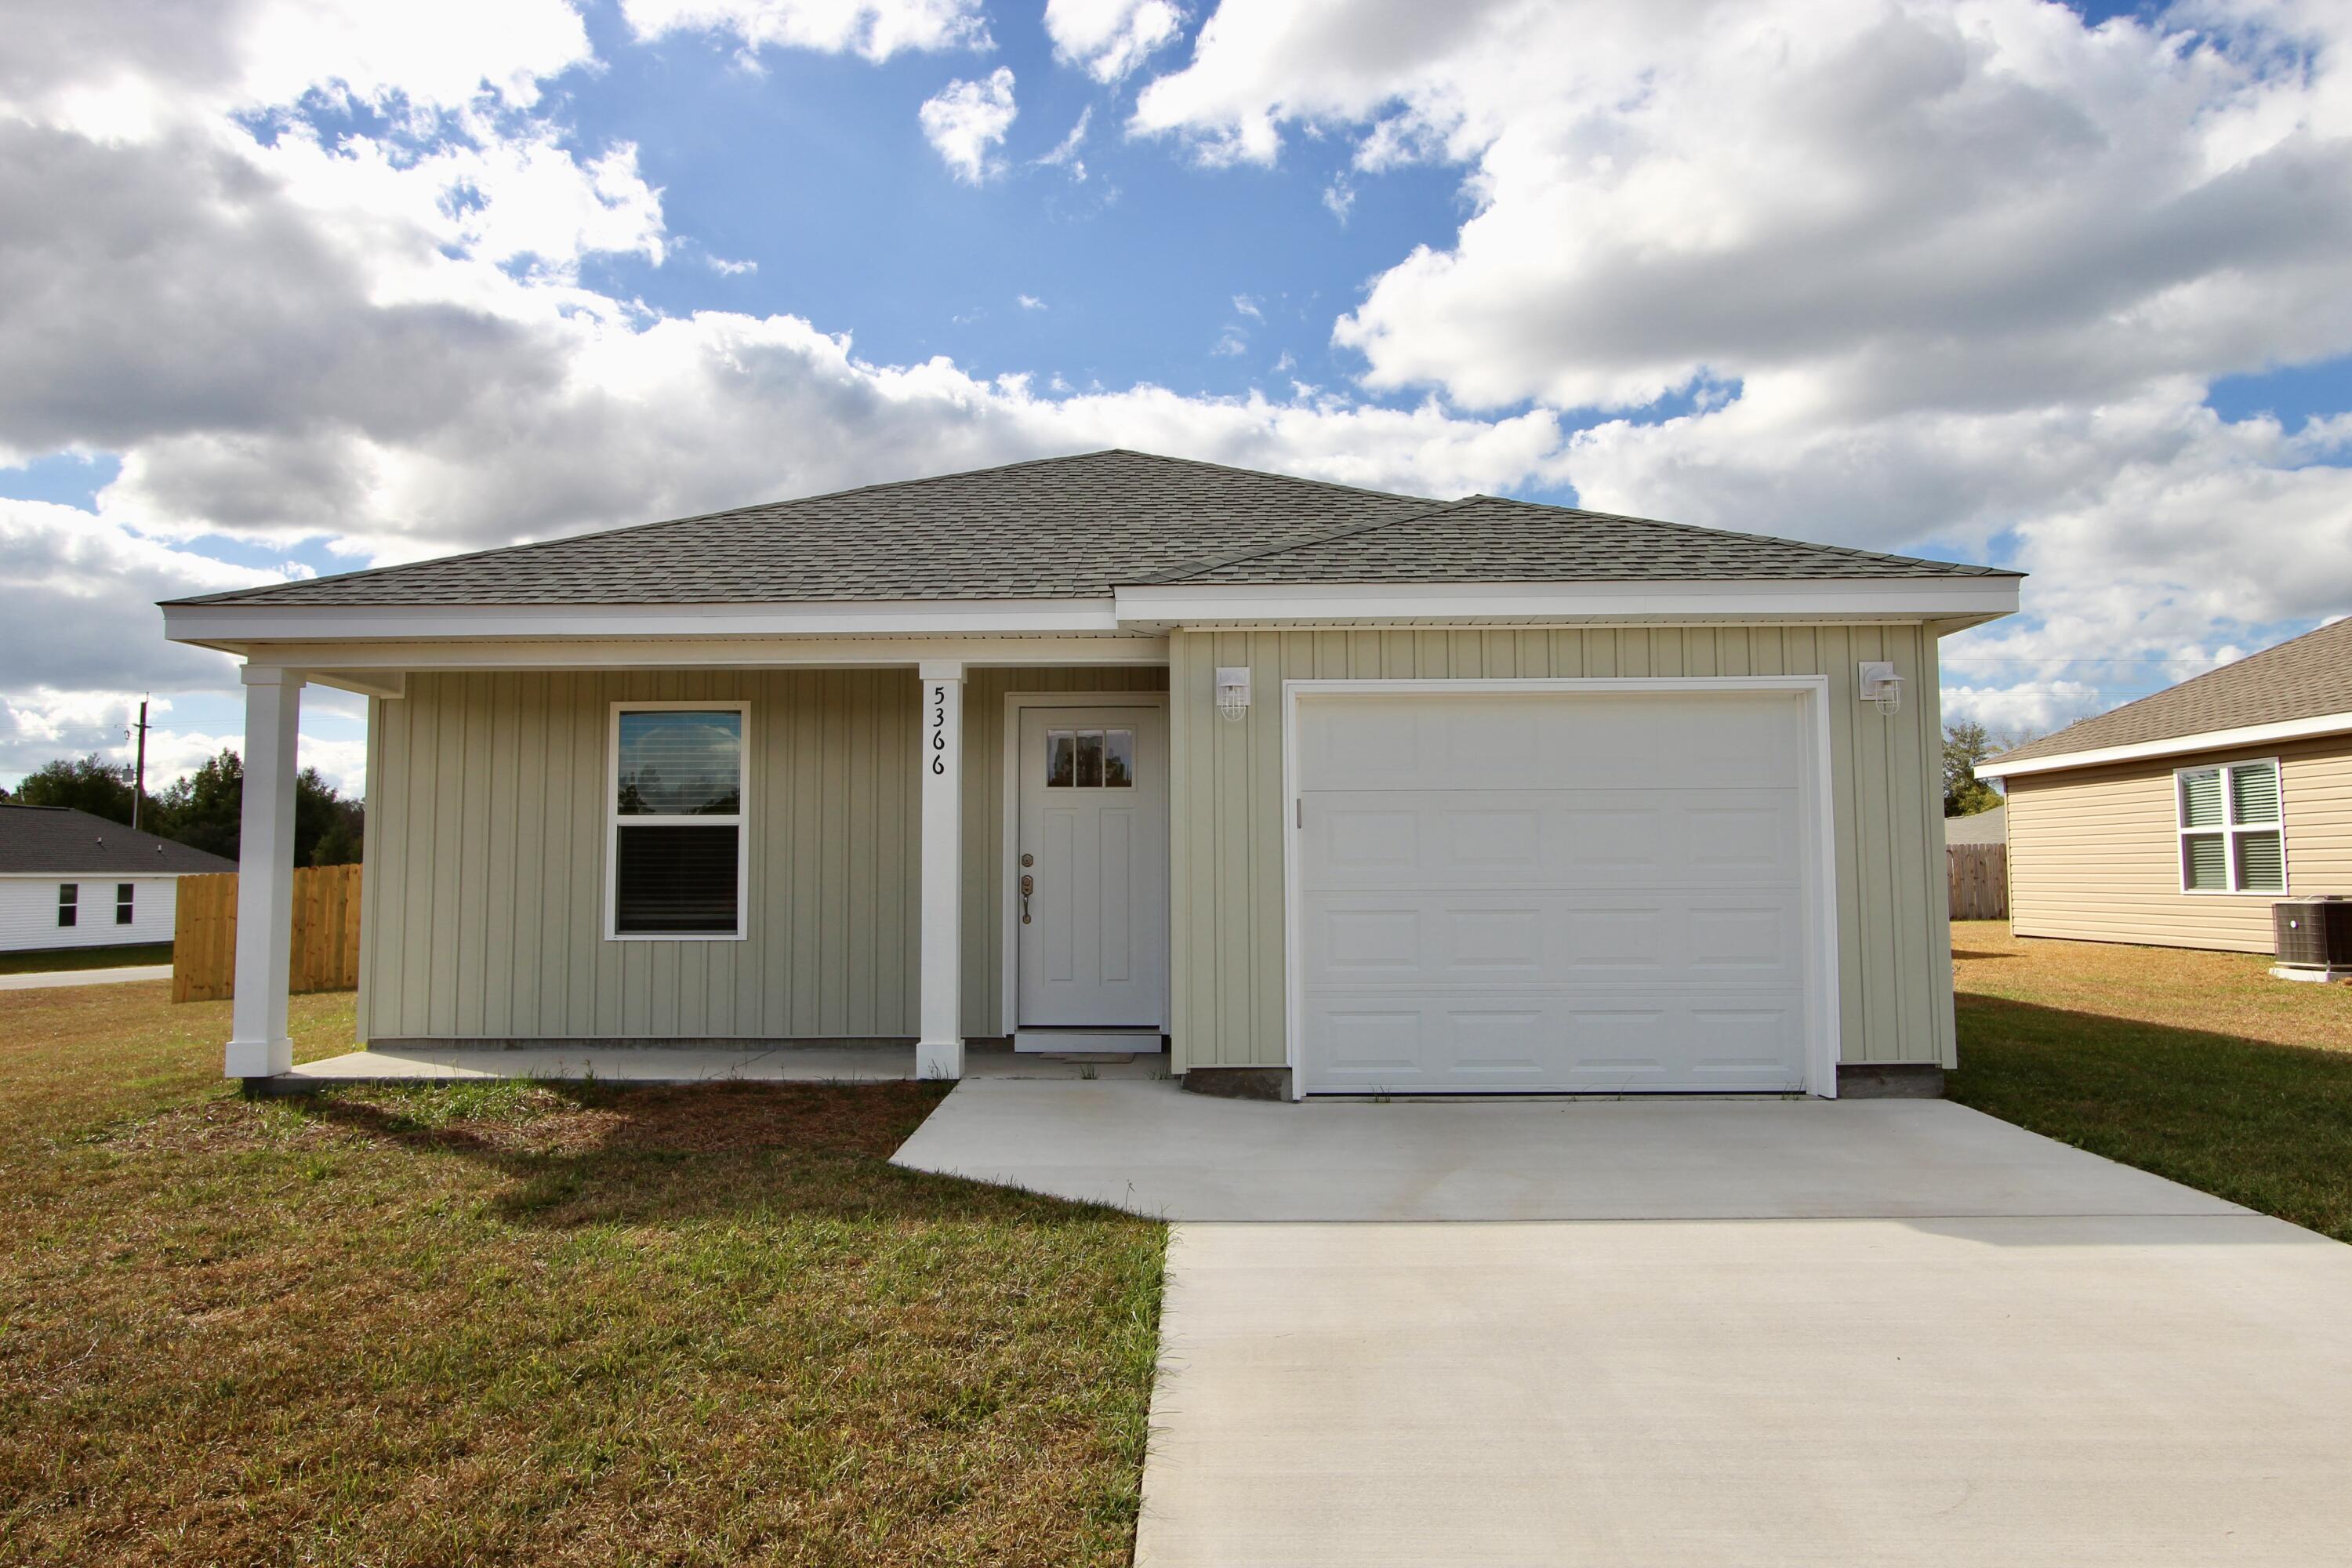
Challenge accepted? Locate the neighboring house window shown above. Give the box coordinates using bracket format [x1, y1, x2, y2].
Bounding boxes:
[117, 884, 135, 925]
[609, 703, 747, 938]
[2177, 759, 2285, 895]
[56, 884, 77, 928]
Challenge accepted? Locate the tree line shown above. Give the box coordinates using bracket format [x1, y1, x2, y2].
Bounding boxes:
[1943, 720, 2039, 818]
[0, 751, 363, 866]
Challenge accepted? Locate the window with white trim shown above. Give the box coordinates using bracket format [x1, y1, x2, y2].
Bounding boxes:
[56, 883, 76, 928]
[2177, 758, 2285, 895]
[609, 704, 747, 938]
[116, 884, 135, 925]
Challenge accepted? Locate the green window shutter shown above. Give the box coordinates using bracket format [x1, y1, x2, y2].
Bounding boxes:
[2179, 768, 2225, 828]
[2183, 833, 2227, 891]
[2236, 829, 2285, 894]
[2229, 760, 2281, 826]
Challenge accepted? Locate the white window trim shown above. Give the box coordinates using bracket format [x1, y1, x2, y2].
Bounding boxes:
[605, 700, 751, 942]
[57, 882, 77, 929]
[2175, 756, 2287, 896]
[116, 883, 135, 925]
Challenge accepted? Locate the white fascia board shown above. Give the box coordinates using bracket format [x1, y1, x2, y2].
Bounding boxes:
[1113, 576, 2020, 626]
[162, 596, 1125, 648]
[196, 633, 1169, 673]
[1978, 710, 2352, 779]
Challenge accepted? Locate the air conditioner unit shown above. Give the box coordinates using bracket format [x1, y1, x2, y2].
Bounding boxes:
[2273, 898, 2352, 978]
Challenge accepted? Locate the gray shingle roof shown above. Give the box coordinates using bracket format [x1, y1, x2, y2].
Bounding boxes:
[0, 805, 238, 876]
[169, 448, 2012, 609]
[1989, 617, 2352, 768]
[1160, 494, 2009, 584]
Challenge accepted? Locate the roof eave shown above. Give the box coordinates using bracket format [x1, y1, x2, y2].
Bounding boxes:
[1113, 576, 2020, 629]
[1980, 710, 2352, 779]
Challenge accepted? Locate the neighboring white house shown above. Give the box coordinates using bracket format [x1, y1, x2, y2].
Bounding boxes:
[162, 449, 2020, 1094]
[0, 804, 238, 954]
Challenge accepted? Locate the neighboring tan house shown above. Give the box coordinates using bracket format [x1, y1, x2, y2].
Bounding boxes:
[1979, 617, 2351, 953]
[1944, 804, 2005, 845]
[161, 450, 2019, 1096]
[0, 804, 236, 953]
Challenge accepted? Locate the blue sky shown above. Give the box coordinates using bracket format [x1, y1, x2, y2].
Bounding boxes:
[3, 0, 2350, 789]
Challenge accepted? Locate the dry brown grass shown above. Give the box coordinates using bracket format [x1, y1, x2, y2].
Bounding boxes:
[1952, 920, 2352, 1054]
[0, 983, 1163, 1566]
[1950, 920, 2352, 1240]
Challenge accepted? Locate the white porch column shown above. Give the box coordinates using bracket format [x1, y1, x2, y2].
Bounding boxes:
[917, 660, 965, 1079]
[225, 665, 303, 1080]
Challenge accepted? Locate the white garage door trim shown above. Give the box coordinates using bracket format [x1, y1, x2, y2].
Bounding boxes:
[1281, 676, 1843, 1101]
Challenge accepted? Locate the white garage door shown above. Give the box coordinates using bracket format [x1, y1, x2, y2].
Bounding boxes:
[1295, 688, 1819, 1094]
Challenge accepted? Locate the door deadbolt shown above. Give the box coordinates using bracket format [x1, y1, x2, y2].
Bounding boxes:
[1020, 852, 1033, 867]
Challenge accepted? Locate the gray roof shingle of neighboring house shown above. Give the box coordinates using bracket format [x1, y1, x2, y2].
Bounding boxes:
[1943, 805, 2006, 844]
[166, 449, 2015, 609]
[1988, 616, 2352, 768]
[0, 805, 238, 876]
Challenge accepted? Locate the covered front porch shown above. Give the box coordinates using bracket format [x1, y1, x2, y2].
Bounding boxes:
[200, 634, 1176, 1088]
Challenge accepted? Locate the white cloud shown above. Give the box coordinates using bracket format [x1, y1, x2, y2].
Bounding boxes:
[1038, 106, 1091, 180]
[1044, 0, 1184, 83]
[919, 67, 1018, 183]
[1125, 0, 2352, 724]
[1232, 292, 1261, 319]
[621, 0, 989, 61]
[1018, 293, 1047, 310]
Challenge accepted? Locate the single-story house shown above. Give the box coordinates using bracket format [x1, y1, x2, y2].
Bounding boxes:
[0, 804, 236, 953]
[1979, 616, 2349, 952]
[1943, 804, 2005, 845]
[162, 450, 2018, 1096]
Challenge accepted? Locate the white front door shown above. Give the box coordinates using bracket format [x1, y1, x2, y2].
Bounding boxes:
[1017, 704, 1169, 1028]
[1296, 689, 1818, 1094]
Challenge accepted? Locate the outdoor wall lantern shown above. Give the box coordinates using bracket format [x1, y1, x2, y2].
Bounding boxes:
[1214, 666, 1253, 722]
[1858, 660, 1904, 717]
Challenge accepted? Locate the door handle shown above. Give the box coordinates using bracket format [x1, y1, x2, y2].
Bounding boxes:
[1020, 873, 1034, 924]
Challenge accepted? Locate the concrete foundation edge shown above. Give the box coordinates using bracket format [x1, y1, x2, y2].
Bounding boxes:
[1836, 1062, 1945, 1098]
[1181, 1066, 1293, 1102]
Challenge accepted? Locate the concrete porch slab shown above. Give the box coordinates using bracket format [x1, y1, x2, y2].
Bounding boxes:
[279, 1044, 1170, 1088]
[888, 1079, 2247, 1222]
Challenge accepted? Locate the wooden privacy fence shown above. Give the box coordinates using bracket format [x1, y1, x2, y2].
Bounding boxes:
[1947, 843, 2008, 921]
[172, 865, 363, 1002]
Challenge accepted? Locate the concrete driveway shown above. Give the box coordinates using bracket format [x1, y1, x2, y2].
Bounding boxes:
[893, 1082, 2352, 1566]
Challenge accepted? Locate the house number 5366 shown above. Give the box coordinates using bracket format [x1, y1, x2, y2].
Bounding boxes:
[930, 685, 948, 775]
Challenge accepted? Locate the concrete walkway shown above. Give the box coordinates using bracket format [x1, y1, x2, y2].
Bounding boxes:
[891, 1081, 2352, 1566]
[0, 964, 172, 991]
[283, 1043, 1167, 1087]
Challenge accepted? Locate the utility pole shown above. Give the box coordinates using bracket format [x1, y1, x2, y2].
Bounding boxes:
[129, 698, 151, 830]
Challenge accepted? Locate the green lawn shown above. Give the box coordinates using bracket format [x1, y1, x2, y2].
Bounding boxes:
[0, 942, 173, 976]
[0, 983, 1163, 1566]
[1949, 920, 2352, 1242]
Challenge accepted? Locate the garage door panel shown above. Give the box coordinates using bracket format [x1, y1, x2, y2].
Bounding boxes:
[1301, 891, 1806, 988]
[1304, 791, 1802, 891]
[1296, 690, 1818, 1094]
[1301, 987, 1808, 1093]
[1301, 693, 1806, 795]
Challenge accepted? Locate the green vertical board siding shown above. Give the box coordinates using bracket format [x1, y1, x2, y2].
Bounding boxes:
[366, 663, 1167, 1043]
[1165, 625, 1955, 1073]
[367, 670, 920, 1041]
